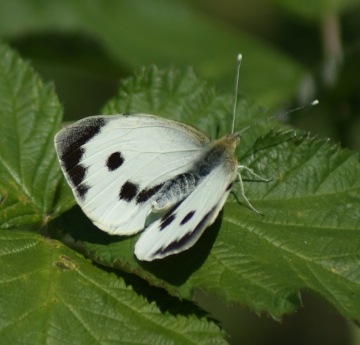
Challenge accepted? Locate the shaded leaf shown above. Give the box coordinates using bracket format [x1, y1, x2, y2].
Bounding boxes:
[272, 0, 358, 20]
[0, 231, 226, 344]
[0, 0, 306, 107]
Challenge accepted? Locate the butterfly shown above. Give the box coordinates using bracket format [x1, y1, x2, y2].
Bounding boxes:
[54, 55, 318, 261]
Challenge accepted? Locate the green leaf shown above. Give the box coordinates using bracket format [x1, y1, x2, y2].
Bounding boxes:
[0, 0, 306, 107]
[0, 230, 225, 344]
[1, 39, 359, 338]
[272, 0, 358, 20]
[0, 41, 72, 229]
[69, 66, 360, 321]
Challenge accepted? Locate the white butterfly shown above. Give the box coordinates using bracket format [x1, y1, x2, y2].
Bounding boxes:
[55, 55, 318, 261]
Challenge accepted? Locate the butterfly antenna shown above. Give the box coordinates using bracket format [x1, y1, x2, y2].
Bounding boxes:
[237, 99, 319, 136]
[231, 54, 242, 134]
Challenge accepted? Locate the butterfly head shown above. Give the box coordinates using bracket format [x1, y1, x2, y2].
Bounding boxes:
[223, 132, 241, 151]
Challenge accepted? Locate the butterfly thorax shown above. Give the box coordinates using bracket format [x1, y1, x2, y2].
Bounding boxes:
[151, 133, 239, 213]
[194, 133, 239, 174]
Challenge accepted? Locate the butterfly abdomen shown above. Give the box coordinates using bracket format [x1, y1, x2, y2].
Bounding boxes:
[152, 172, 200, 212]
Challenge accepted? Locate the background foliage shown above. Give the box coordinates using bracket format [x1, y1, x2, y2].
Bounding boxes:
[0, 0, 359, 344]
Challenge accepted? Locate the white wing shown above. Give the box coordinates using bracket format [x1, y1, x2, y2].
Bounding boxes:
[55, 114, 210, 235]
[134, 163, 236, 261]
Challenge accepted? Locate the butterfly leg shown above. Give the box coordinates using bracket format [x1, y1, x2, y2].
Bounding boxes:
[237, 165, 272, 182]
[237, 165, 271, 215]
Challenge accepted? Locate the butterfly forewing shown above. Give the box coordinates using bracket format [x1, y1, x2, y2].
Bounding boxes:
[55, 114, 210, 235]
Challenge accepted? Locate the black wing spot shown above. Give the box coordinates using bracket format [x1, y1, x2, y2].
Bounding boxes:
[158, 200, 184, 231]
[106, 152, 124, 171]
[58, 117, 106, 158]
[154, 205, 218, 257]
[62, 147, 85, 172]
[160, 214, 176, 230]
[226, 182, 233, 192]
[68, 164, 87, 186]
[136, 183, 164, 204]
[76, 183, 90, 200]
[192, 206, 217, 234]
[180, 211, 195, 225]
[119, 181, 139, 202]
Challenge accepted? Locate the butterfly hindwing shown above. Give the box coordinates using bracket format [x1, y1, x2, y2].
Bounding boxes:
[55, 114, 210, 235]
[134, 162, 237, 261]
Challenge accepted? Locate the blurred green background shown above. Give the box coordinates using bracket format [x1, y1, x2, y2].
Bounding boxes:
[1, 0, 359, 344]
